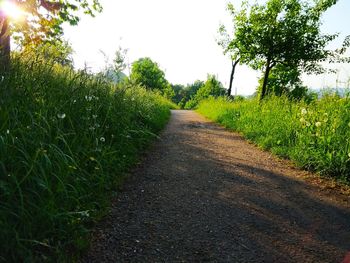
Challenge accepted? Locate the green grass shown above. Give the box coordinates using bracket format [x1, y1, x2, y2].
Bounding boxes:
[0, 53, 175, 262]
[197, 95, 350, 182]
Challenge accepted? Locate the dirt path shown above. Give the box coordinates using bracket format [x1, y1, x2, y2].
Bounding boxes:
[82, 110, 350, 263]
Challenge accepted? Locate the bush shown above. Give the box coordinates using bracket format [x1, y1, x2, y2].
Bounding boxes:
[183, 75, 226, 109]
[0, 53, 174, 261]
[197, 95, 350, 181]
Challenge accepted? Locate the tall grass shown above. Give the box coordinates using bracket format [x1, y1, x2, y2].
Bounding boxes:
[0, 53, 175, 261]
[198, 95, 350, 181]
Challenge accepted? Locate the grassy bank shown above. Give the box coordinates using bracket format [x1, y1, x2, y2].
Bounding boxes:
[197, 96, 350, 181]
[0, 54, 175, 261]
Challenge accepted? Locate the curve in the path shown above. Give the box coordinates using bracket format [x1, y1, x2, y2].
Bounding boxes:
[82, 110, 350, 263]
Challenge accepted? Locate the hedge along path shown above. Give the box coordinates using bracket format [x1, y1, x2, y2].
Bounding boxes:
[82, 110, 350, 263]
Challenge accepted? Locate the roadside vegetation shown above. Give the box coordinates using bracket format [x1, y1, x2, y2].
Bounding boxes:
[193, 0, 350, 182]
[0, 48, 175, 261]
[198, 95, 350, 181]
[1, 0, 349, 260]
[0, 1, 176, 260]
[169, 75, 226, 109]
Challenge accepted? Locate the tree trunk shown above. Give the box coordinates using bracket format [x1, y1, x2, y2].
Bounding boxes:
[228, 58, 240, 97]
[0, 15, 11, 72]
[260, 59, 272, 101]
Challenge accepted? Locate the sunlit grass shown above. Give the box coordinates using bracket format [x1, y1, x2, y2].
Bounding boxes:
[0, 52, 175, 261]
[197, 95, 350, 182]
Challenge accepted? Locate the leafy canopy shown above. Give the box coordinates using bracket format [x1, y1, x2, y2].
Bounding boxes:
[224, 0, 342, 99]
[2, 0, 102, 45]
[130, 57, 169, 92]
[231, 0, 337, 71]
[184, 75, 226, 109]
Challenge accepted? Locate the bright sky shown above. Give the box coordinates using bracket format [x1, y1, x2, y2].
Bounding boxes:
[63, 0, 350, 96]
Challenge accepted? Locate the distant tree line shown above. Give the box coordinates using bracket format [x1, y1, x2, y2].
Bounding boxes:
[98, 53, 226, 109]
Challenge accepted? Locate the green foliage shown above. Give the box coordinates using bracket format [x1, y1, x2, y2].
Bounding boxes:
[170, 84, 185, 104]
[113, 46, 128, 73]
[176, 80, 204, 108]
[10, 0, 102, 46]
[162, 84, 176, 100]
[225, 0, 340, 99]
[97, 46, 128, 84]
[0, 52, 174, 261]
[264, 64, 302, 95]
[256, 63, 311, 100]
[21, 40, 74, 66]
[1, 0, 102, 72]
[196, 75, 226, 99]
[198, 95, 350, 181]
[130, 57, 169, 92]
[184, 75, 226, 109]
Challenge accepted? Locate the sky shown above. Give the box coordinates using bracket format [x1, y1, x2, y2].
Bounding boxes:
[63, 0, 350, 96]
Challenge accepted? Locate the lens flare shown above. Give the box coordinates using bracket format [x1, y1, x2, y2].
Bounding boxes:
[1, 1, 25, 20]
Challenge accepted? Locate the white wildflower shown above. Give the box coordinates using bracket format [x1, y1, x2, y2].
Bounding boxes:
[100, 137, 105, 143]
[57, 113, 66, 119]
[81, 211, 90, 217]
[6, 129, 9, 134]
[315, 122, 322, 127]
[301, 108, 307, 115]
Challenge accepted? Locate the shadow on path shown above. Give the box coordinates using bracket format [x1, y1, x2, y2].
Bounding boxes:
[82, 110, 350, 263]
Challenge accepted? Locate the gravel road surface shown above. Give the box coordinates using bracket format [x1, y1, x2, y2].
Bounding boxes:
[82, 110, 350, 263]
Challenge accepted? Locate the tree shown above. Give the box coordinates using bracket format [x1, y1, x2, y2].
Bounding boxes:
[185, 75, 226, 109]
[257, 63, 310, 100]
[196, 75, 226, 99]
[227, 0, 340, 100]
[217, 24, 240, 97]
[171, 84, 185, 104]
[130, 57, 169, 92]
[176, 81, 204, 108]
[0, 0, 102, 71]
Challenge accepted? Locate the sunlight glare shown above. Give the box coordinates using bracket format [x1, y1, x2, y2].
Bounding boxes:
[1, 1, 25, 20]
